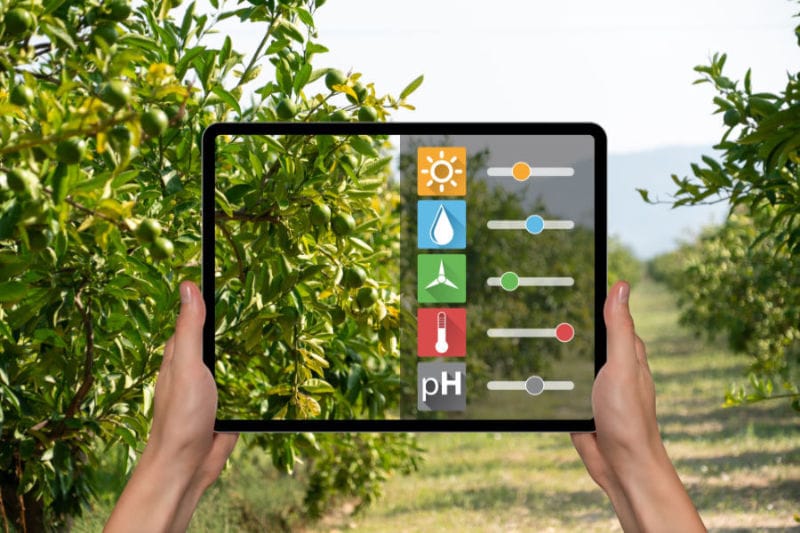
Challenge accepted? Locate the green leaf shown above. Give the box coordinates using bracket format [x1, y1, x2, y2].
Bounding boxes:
[277, 18, 305, 43]
[399, 74, 424, 99]
[300, 378, 335, 394]
[296, 7, 315, 27]
[306, 42, 329, 55]
[293, 63, 312, 94]
[41, 20, 76, 49]
[211, 86, 242, 116]
[0, 281, 28, 302]
[349, 135, 379, 158]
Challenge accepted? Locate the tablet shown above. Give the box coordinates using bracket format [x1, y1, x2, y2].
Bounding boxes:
[202, 122, 606, 432]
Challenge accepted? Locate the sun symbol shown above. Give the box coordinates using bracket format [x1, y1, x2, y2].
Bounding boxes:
[421, 150, 464, 193]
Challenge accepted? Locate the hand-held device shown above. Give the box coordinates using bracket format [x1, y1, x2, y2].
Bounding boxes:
[202, 122, 607, 432]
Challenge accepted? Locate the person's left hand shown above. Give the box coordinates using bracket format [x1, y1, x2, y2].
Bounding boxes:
[106, 281, 238, 532]
[146, 280, 238, 490]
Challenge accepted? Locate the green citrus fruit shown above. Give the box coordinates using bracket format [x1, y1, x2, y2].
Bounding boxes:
[275, 98, 297, 120]
[7, 168, 37, 194]
[105, 0, 131, 21]
[141, 108, 169, 137]
[55, 138, 87, 164]
[135, 218, 162, 243]
[357, 106, 377, 122]
[331, 213, 355, 236]
[27, 228, 49, 251]
[9, 85, 34, 106]
[92, 23, 118, 45]
[328, 109, 348, 122]
[341, 265, 366, 288]
[723, 109, 741, 127]
[325, 69, 347, 91]
[330, 307, 346, 325]
[4, 8, 34, 36]
[99, 80, 132, 108]
[356, 287, 378, 308]
[346, 82, 367, 104]
[278, 306, 300, 329]
[108, 125, 132, 150]
[150, 237, 174, 260]
[309, 203, 331, 226]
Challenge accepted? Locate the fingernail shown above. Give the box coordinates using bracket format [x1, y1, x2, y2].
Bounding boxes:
[617, 282, 629, 304]
[180, 282, 192, 306]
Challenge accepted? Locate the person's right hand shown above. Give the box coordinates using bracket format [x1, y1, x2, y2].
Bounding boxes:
[571, 281, 705, 532]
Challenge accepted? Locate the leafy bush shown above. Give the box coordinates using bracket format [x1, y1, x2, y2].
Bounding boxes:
[607, 236, 641, 289]
[639, 12, 800, 409]
[0, 0, 422, 528]
[675, 209, 799, 409]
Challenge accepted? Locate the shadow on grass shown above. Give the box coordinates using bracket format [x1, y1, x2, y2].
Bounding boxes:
[674, 448, 800, 476]
[658, 403, 800, 443]
[418, 455, 586, 479]
[688, 478, 800, 512]
[382, 484, 608, 517]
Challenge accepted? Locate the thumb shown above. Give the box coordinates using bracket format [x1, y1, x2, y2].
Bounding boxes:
[603, 281, 637, 367]
[173, 281, 205, 366]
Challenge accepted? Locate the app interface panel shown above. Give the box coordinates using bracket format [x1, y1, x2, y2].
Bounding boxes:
[214, 133, 595, 421]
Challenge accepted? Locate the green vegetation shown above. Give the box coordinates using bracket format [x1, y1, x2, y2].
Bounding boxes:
[0, 0, 423, 528]
[607, 236, 642, 289]
[640, 16, 800, 410]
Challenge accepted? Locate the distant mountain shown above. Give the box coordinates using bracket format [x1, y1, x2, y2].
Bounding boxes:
[609, 145, 730, 259]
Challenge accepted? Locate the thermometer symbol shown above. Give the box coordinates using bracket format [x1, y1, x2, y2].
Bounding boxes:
[435, 312, 449, 353]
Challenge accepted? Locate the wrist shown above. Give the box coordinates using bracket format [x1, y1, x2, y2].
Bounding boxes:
[615, 444, 705, 532]
[105, 445, 196, 532]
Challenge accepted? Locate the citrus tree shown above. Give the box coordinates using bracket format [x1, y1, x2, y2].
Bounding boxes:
[0, 0, 423, 528]
[639, 13, 800, 410]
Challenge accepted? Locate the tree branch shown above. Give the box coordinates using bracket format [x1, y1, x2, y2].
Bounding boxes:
[216, 220, 246, 284]
[235, 14, 279, 91]
[44, 289, 95, 442]
[214, 209, 281, 224]
[0, 111, 136, 156]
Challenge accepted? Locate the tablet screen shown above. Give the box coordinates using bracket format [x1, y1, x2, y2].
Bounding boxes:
[203, 123, 606, 431]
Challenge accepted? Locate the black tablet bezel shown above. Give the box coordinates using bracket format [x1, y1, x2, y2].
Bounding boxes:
[202, 122, 607, 432]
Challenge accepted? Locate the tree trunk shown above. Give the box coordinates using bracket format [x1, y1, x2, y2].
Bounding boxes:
[0, 470, 47, 533]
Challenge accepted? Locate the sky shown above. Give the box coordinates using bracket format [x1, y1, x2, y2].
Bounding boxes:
[309, 0, 797, 153]
[201, 0, 798, 256]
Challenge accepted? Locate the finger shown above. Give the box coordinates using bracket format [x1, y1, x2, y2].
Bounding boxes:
[571, 432, 603, 472]
[161, 336, 176, 368]
[198, 432, 239, 488]
[211, 432, 239, 462]
[603, 281, 638, 367]
[173, 281, 206, 369]
[634, 334, 649, 368]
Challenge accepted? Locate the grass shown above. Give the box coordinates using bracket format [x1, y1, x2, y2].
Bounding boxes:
[74, 279, 800, 531]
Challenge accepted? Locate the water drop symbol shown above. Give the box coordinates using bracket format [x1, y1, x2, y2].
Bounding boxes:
[430, 204, 454, 246]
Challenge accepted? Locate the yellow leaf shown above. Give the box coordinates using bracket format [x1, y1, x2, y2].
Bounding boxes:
[77, 215, 95, 232]
[154, 85, 190, 99]
[97, 131, 107, 154]
[147, 63, 176, 85]
[332, 83, 356, 99]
